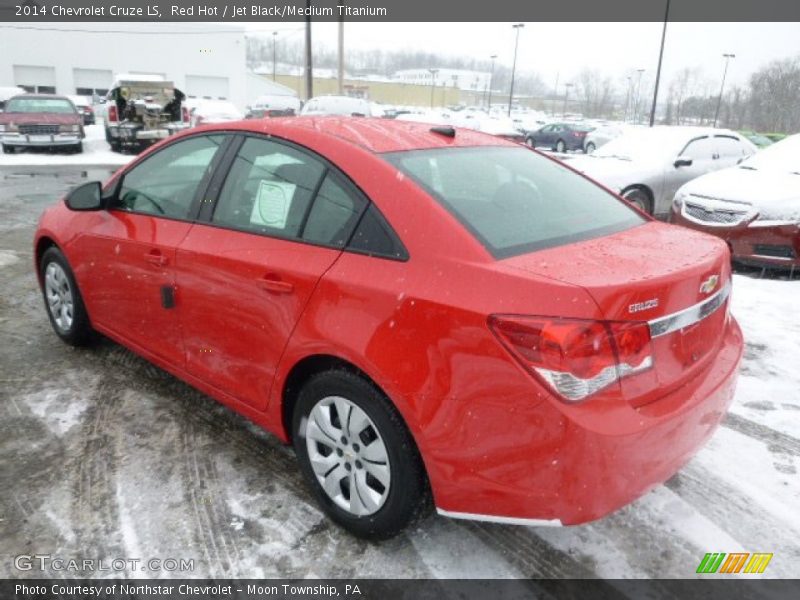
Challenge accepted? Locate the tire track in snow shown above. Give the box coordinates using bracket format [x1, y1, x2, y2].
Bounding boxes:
[71, 377, 126, 569]
[722, 413, 800, 457]
[666, 464, 800, 577]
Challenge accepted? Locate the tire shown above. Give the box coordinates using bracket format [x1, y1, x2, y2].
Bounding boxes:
[292, 369, 431, 540]
[2, 144, 15, 154]
[555, 139, 566, 153]
[622, 186, 653, 215]
[40, 247, 93, 346]
[526, 136, 536, 148]
[110, 140, 121, 153]
[73, 142, 83, 154]
[585, 141, 596, 154]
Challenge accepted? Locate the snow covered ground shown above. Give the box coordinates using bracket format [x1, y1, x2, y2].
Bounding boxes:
[0, 169, 798, 580]
[0, 121, 134, 168]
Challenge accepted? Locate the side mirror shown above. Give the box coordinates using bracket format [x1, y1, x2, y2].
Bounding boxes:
[674, 156, 693, 168]
[65, 181, 103, 211]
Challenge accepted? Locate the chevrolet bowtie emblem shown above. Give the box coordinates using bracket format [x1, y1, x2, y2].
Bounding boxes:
[699, 274, 720, 295]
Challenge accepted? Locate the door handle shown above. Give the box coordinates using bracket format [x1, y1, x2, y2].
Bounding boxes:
[257, 275, 294, 294]
[145, 250, 168, 266]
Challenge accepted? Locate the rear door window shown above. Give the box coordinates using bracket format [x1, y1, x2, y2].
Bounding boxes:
[211, 137, 325, 238]
[384, 146, 644, 258]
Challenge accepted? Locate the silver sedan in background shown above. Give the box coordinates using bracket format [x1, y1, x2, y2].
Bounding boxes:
[566, 126, 757, 217]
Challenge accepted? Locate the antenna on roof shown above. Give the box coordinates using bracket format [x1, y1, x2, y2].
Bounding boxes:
[430, 126, 456, 138]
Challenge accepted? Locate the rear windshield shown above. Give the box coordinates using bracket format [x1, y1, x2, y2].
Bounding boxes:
[384, 146, 644, 258]
[5, 97, 76, 114]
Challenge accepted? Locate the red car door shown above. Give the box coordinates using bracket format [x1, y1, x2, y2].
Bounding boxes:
[175, 135, 368, 409]
[75, 134, 228, 366]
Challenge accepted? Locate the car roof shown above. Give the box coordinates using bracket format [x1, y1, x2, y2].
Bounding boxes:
[205, 116, 515, 154]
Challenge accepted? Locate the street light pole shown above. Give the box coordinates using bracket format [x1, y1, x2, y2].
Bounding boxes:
[634, 68, 645, 124]
[487, 55, 497, 111]
[562, 82, 573, 117]
[272, 31, 278, 81]
[624, 75, 632, 122]
[337, 1, 344, 95]
[508, 23, 524, 117]
[429, 68, 438, 108]
[551, 71, 559, 116]
[649, 0, 671, 127]
[713, 53, 736, 127]
[304, 1, 313, 101]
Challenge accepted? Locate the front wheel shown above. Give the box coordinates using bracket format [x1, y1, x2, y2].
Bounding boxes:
[2, 144, 15, 154]
[526, 137, 536, 148]
[293, 370, 430, 540]
[555, 139, 566, 153]
[40, 247, 93, 346]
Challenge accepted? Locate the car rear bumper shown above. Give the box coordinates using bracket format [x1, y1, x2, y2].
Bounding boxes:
[1, 133, 82, 146]
[672, 210, 800, 268]
[107, 123, 189, 142]
[433, 316, 742, 526]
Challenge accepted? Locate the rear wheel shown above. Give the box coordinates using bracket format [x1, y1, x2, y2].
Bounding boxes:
[585, 141, 596, 153]
[40, 247, 93, 346]
[622, 186, 653, 214]
[555, 139, 566, 153]
[73, 142, 83, 154]
[292, 369, 430, 540]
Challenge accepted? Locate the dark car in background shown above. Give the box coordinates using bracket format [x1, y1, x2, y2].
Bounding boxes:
[0, 94, 85, 154]
[68, 95, 96, 126]
[525, 122, 595, 153]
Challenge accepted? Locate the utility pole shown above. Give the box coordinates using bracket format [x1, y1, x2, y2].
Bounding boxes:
[649, 0, 671, 127]
[304, 1, 313, 100]
[487, 55, 497, 111]
[337, 1, 344, 95]
[562, 82, 573, 117]
[713, 53, 735, 127]
[272, 31, 278, 81]
[508, 23, 524, 116]
[429, 69, 438, 108]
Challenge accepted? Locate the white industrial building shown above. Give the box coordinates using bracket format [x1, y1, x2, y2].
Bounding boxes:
[393, 68, 491, 93]
[0, 22, 264, 109]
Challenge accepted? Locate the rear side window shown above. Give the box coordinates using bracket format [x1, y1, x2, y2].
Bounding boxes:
[347, 204, 408, 260]
[302, 174, 367, 247]
[715, 135, 750, 159]
[212, 137, 325, 238]
[384, 146, 644, 259]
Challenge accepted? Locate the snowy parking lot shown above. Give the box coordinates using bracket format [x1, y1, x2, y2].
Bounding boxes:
[0, 165, 798, 579]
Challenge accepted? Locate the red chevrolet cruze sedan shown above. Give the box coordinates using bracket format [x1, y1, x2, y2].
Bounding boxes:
[34, 118, 743, 539]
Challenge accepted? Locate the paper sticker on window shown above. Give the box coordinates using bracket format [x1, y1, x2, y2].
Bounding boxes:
[251, 180, 296, 229]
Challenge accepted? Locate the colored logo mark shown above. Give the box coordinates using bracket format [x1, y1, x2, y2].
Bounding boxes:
[696, 552, 773, 574]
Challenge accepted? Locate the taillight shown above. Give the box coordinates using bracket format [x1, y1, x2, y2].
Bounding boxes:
[182, 106, 190, 122]
[488, 315, 653, 402]
[107, 105, 118, 122]
[574, 131, 587, 137]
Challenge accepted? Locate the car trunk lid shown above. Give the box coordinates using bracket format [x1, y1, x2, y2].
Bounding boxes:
[501, 221, 732, 406]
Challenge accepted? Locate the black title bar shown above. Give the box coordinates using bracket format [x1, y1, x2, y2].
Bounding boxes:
[1, 0, 800, 22]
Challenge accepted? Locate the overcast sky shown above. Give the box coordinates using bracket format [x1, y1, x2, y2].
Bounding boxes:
[248, 22, 800, 90]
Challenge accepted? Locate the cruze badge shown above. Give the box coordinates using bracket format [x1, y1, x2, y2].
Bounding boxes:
[629, 298, 659, 314]
[699, 275, 720, 295]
